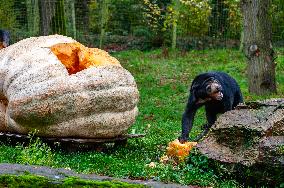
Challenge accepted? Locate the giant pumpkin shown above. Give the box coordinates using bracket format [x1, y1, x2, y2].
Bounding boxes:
[0, 35, 139, 138]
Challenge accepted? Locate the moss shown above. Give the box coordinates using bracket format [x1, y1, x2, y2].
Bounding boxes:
[0, 175, 147, 188]
[0, 175, 51, 188]
[277, 145, 284, 155]
[63, 177, 147, 187]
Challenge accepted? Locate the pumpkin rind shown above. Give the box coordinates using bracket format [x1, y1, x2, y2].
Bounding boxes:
[0, 35, 139, 138]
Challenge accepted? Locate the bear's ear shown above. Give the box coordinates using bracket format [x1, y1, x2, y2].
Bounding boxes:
[190, 83, 199, 101]
[190, 82, 199, 93]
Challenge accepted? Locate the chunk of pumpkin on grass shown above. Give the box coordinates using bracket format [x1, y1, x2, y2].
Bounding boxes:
[165, 139, 197, 163]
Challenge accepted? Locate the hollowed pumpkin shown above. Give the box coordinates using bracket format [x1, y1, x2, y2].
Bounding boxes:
[0, 35, 139, 138]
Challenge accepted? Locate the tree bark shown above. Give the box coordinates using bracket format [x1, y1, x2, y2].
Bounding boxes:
[52, 0, 67, 35]
[39, 0, 55, 35]
[99, 0, 109, 49]
[171, 0, 179, 49]
[241, 0, 276, 95]
[26, 0, 40, 36]
[239, 29, 244, 52]
[64, 0, 76, 39]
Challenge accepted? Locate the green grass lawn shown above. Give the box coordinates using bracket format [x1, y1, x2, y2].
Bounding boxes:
[0, 48, 283, 187]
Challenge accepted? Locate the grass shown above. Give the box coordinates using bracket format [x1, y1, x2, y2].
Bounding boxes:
[0, 48, 283, 187]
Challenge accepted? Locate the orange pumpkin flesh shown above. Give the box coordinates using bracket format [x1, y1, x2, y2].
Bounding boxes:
[50, 42, 120, 74]
[166, 139, 197, 162]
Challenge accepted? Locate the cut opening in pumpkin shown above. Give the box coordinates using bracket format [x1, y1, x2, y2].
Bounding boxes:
[50, 42, 120, 74]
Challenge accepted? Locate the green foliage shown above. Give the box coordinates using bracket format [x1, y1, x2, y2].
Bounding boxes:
[89, 0, 144, 35]
[177, 0, 211, 37]
[142, 0, 165, 34]
[225, 0, 242, 39]
[0, 48, 283, 187]
[108, 0, 144, 36]
[88, 0, 100, 33]
[89, 0, 284, 46]
[1, 0, 284, 50]
[271, 0, 284, 43]
[140, 0, 243, 49]
[15, 132, 55, 166]
[141, 0, 171, 46]
[0, 0, 18, 30]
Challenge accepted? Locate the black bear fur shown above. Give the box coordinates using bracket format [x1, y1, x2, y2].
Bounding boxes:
[179, 71, 243, 142]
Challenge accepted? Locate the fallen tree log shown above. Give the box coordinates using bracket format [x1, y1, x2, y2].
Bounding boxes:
[197, 98, 284, 186]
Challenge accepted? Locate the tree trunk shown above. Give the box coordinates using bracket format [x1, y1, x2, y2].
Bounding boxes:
[26, 0, 40, 36]
[39, 0, 55, 35]
[65, 0, 76, 39]
[241, 0, 276, 95]
[171, 20, 177, 50]
[239, 29, 244, 52]
[171, 0, 179, 49]
[52, 0, 67, 35]
[99, 0, 109, 49]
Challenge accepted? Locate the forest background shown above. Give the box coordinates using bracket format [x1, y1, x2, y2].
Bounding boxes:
[0, 0, 283, 51]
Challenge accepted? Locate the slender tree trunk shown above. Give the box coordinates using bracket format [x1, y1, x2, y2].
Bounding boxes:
[26, 0, 40, 36]
[241, 0, 276, 95]
[39, 0, 55, 35]
[171, 0, 179, 49]
[239, 29, 244, 52]
[99, 0, 109, 49]
[52, 0, 67, 35]
[65, 0, 76, 38]
[172, 21, 177, 49]
[82, 0, 90, 31]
